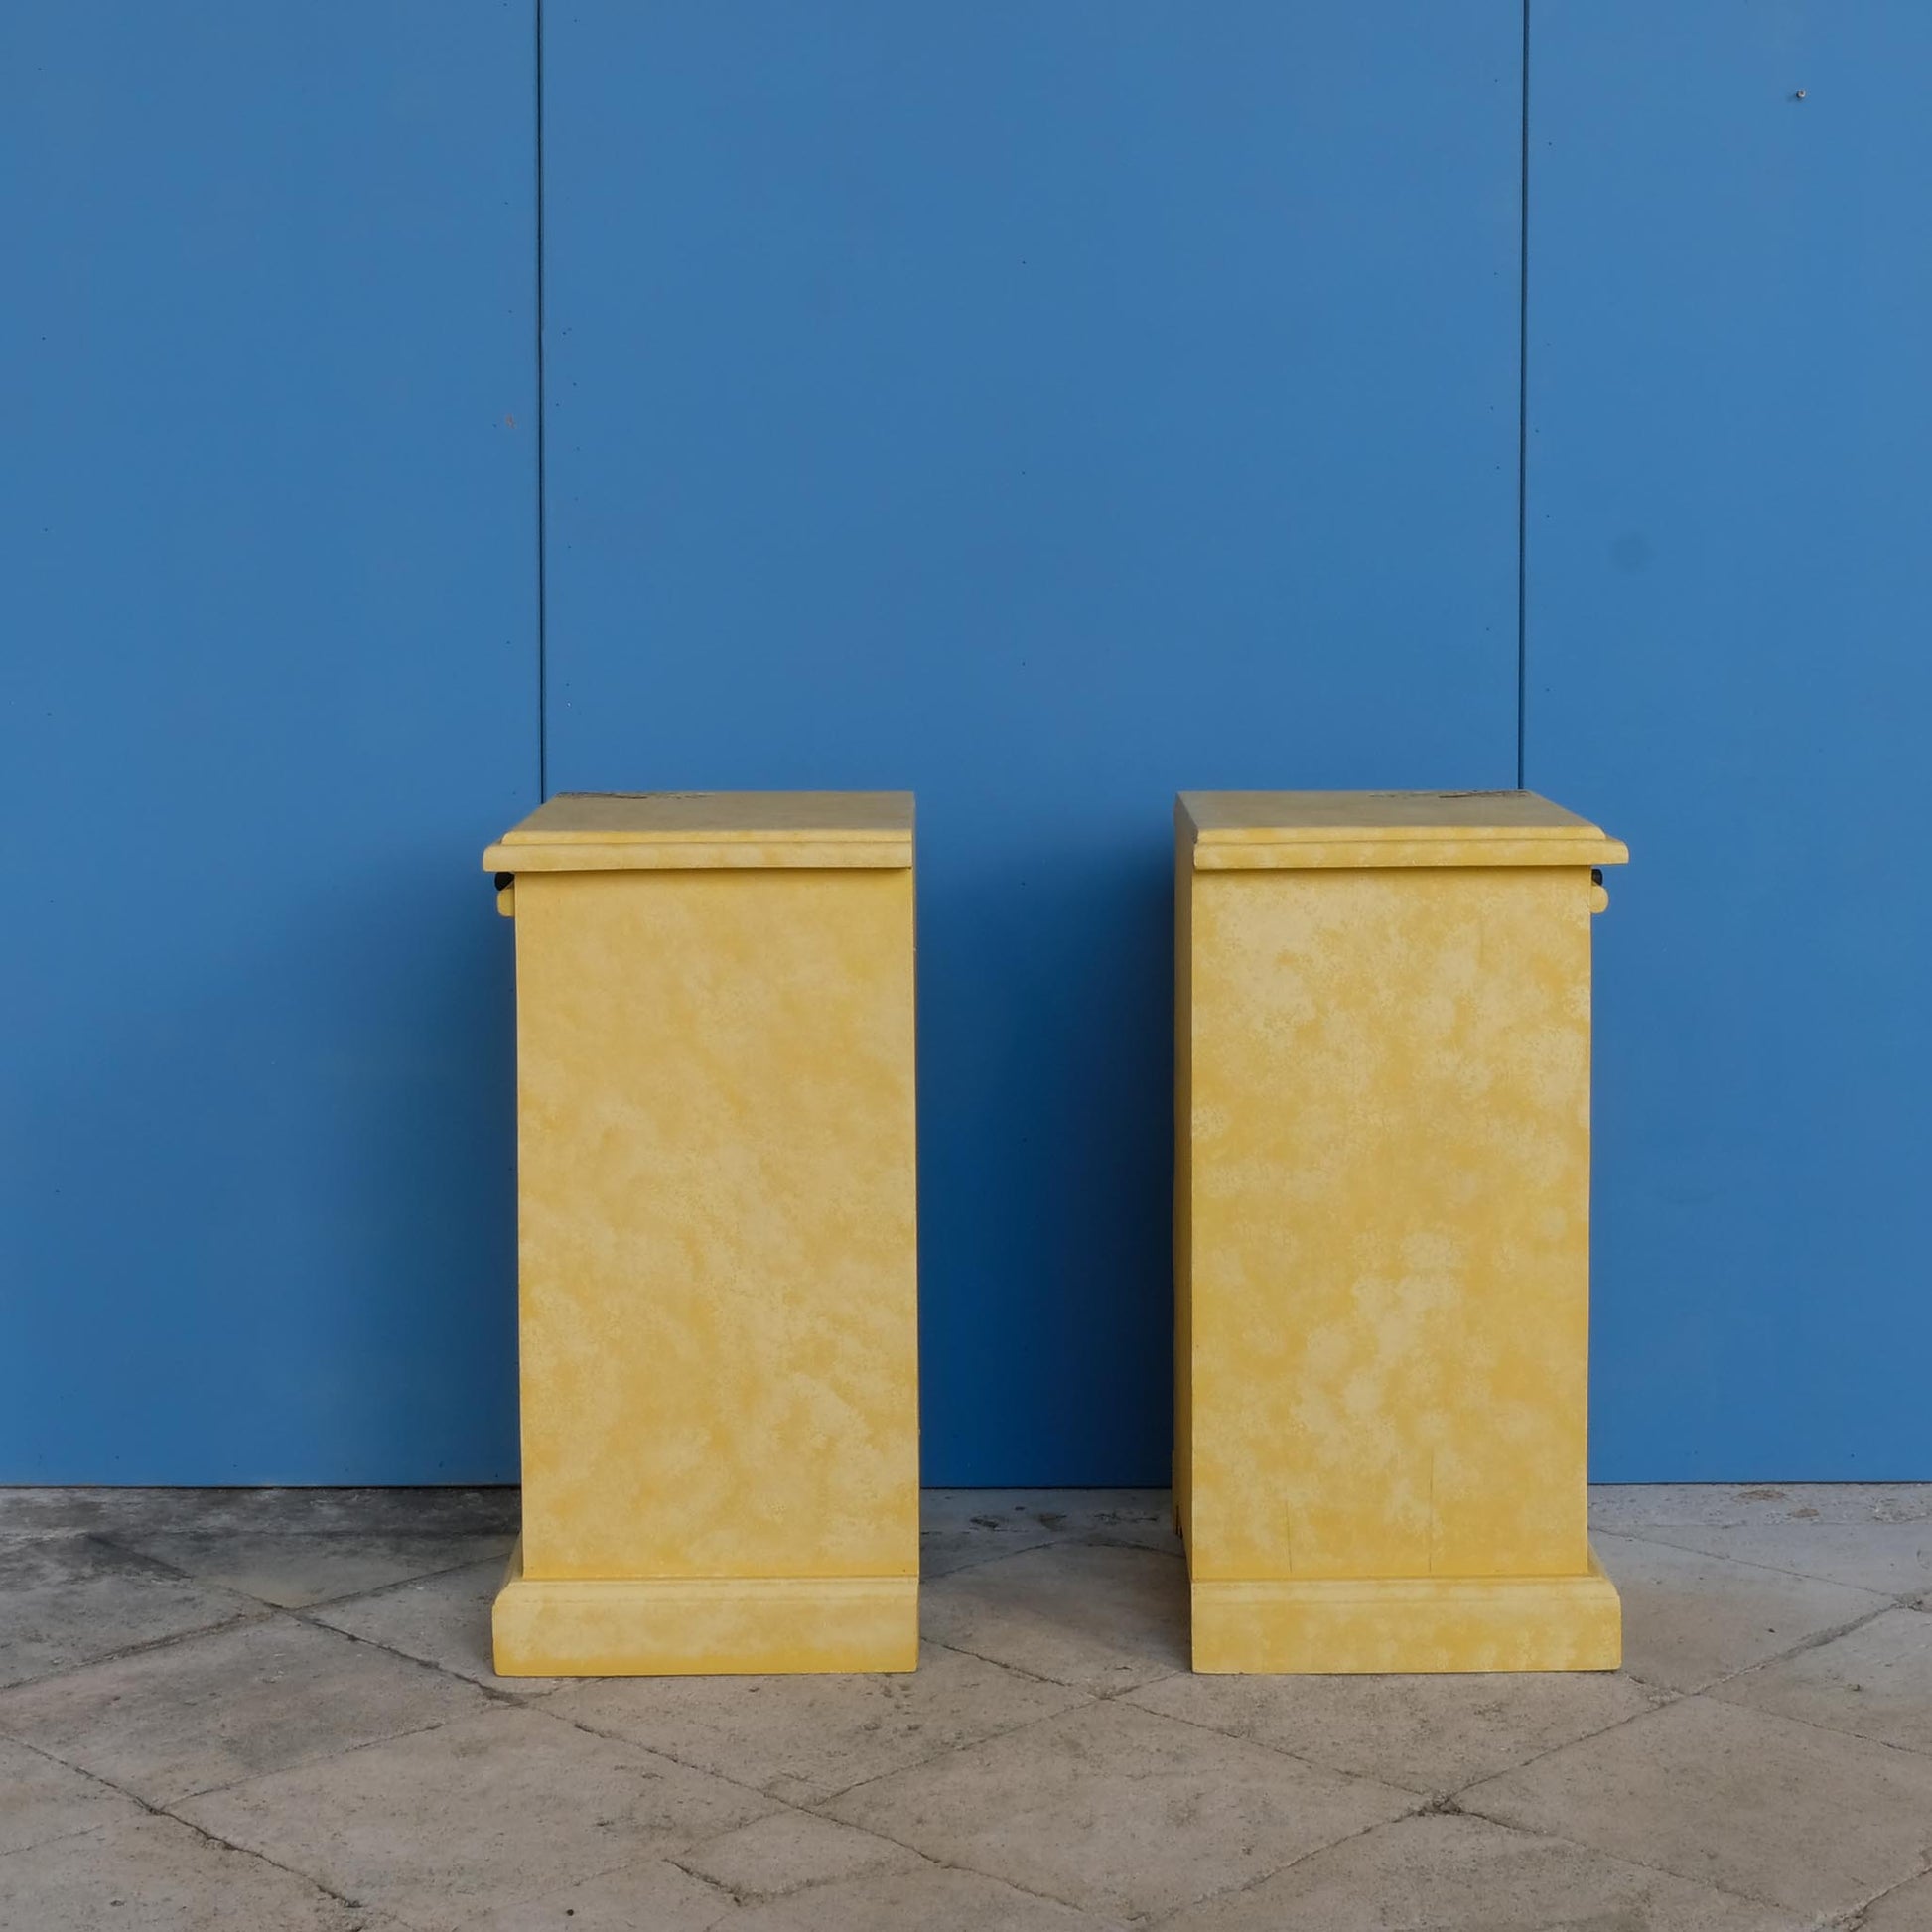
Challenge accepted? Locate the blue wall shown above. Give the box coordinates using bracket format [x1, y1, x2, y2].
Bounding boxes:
[3, 3, 1927, 1483]
[1, 5, 536, 1480]
[1531, 3, 1932, 1478]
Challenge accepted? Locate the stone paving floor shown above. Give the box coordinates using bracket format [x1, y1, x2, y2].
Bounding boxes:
[2, 1487, 1930, 1931]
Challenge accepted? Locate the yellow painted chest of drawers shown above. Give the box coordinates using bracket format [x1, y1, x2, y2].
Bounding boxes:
[485, 791, 919, 1675]
[1175, 790, 1625, 1672]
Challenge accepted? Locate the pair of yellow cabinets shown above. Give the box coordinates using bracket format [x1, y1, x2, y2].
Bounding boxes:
[484, 789, 1625, 1678]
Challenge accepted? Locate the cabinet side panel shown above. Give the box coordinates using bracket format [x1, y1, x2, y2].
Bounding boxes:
[513, 869, 918, 1581]
[1189, 868, 1592, 1581]
[1173, 829, 1195, 1543]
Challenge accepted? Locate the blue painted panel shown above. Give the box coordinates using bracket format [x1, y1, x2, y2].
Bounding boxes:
[1530, 4, 1932, 1476]
[544, 3, 1523, 1480]
[0, 6, 537, 1479]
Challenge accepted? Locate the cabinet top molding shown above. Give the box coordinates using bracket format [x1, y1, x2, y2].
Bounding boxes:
[1178, 790, 1627, 872]
[485, 791, 914, 873]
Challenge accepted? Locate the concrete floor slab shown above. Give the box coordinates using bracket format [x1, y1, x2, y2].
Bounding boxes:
[307, 1556, 562, 1695]
[1590, 1484, 1932, 1535]
[1127, 1658, 1661, 1797]
[5, 1485, 1931, 1927]
[919, 1539, 1190, 1692]
[551, 1640, 1085, 1806]
[0, 1487, 517, 1539]
[0, 1812, 364, 1931]
[1620, 1520, 1932, 1602]
[1460, 1691, 1932, 1920]
[0, 1614, 491, 1804]
[674, 1806, 922, 1902]
[1590, 1488, 1932, 1598]
[733, 1862, 1120, 1930]
[1711, 1605, 1932, 1754]
[105, 1530, 515, 1610]
[174, 1704, 772, 1932]
[0, 1535, 256, 1690]
[921, 1489, 1178, 1558]
[919, 1518, 1060, 1582]
[1863, 1868, 1932, 1930]
[453, 1855, 736, 1931]
[1155, 1810, 1804, 1931]
[0, 1732, 142, 1856]
[821, 1696, 1414, 1922]
[1595, 1530, 1889, 1691]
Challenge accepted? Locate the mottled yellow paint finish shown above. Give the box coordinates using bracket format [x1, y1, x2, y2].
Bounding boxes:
[1176, 791, 1625, 1673]
[491, 1540, 914, 1677]
[487, 792, 918, 1675]
[485, 789, 914, 873]
[1192, 1552, 1622, 1675]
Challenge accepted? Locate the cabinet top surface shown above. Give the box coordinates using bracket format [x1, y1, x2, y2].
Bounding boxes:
[1178, 791, 1626, 870]
[485, 791, 913, 872]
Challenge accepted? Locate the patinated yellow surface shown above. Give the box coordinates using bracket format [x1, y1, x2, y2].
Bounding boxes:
[1191, 1552, 1622, 1676]
[487, 792, 918, 1675]
[484, 789, 913, 872]
[1186, 788, 1629, 873]
[491, 1540, 916, 1678]
[1176, 791, 1624, 1673]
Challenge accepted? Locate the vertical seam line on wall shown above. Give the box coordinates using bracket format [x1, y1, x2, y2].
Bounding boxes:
[534, 0, 550, 800]
[1515, 0, 1531, 789]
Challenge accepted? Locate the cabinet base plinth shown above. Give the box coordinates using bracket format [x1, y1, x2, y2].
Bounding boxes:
[491, 1540, 918, 1677]
[1190, 1546, 1622, 1674]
